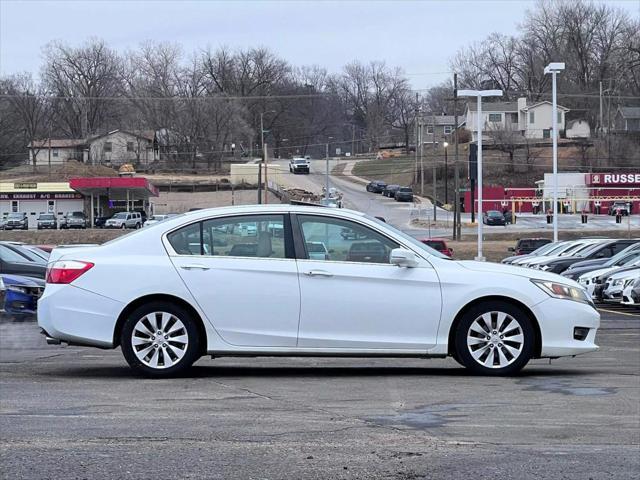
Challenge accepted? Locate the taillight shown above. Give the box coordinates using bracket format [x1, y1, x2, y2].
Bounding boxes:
[46, 260, 94, 284]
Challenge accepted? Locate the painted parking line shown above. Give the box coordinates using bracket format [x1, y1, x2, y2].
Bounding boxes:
[598, 307, 640, 318]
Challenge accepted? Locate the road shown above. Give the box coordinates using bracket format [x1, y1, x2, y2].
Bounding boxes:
[271, 159, 640, 238]
[1, 307, 638, 479]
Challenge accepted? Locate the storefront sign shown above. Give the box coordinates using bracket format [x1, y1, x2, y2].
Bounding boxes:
[0, 192, 83, 200]
[589, 173, 640, 185]
[13, 182, 38, 189]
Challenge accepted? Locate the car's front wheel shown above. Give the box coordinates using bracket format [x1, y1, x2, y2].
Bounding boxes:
[454, 301, 534, 376]
[121, 302, 202, 377]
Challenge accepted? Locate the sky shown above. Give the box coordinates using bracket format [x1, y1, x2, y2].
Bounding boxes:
[1, 0, 638, 89]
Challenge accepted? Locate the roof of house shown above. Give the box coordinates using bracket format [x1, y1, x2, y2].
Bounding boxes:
[28, 139, 86, 149]
[467, 101, 518, 113]
[420, 115, 458, 125]
[566, 119, 590, 129]
[618, 106, 640, 119]
[87, 129, 155, 143]
[521, 101, 569, 112]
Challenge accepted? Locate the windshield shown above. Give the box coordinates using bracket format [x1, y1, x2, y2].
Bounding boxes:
[576, 242, 608, 258]
[365, 215, 449, 259]
[294, 159, 307, 164]
[7, 213, 24, 219]
[562, 242, 598, 256]
[528, 242, 559, 255]
[487, 211, 502, 217]
[39, 214, 55, 220]
[113, 213, 128, 219]
[71, 212, 84, 217]
[3, 244, 46, 264]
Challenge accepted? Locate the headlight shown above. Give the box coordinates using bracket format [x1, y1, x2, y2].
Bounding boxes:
[6, 285, 28, 294]
[539, 265, 552, 271]
[531, 279, 592, 305]
[612, 278, 625, 286]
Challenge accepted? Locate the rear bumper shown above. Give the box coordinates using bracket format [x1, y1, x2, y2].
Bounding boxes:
[38, 284, 124, 348]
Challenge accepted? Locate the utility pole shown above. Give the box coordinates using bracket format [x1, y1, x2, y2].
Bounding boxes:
[325, 142, 330, 201]
[420, 122, 424, 196]
[599, 81, 603, 137]
[414, 93, 419, 184]
[432, 113, 437, 221]
[453, 73, 461, 240]
[257, 113, 265, 204]
[351, 124, 355, 157]
[263, 143, 269, 204]
[444, 144, 448, 204]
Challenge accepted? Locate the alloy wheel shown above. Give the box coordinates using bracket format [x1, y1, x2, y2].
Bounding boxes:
[131, 312, 189, 369]
[466, 311, 524, 369]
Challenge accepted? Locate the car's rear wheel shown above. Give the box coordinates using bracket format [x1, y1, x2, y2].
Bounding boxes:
[121, 302, 202, 377]
[454, 302, 534, 376]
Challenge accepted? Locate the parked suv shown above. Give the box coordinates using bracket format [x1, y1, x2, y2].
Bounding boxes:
[508, 238, 552, 256]
[36, 213, 58, 230]
[4, 212, 28, 230]
[394, 187, 414, 202]
[608, 201, 631, 216]
[105, 211, 142, 229]
[60, 211, 87, 229]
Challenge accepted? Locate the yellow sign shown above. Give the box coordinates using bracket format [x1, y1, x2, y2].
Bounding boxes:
[14, 182, 37, 189]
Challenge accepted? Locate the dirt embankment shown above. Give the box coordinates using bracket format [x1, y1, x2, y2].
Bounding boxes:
[1, 228, 514, 262]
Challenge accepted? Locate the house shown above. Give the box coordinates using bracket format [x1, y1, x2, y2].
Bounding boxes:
[28, 139, 87, 165]
[462, 97, 569, 140]
[28, 130, 159, 167]
[87, 130, 157, 166]
[614, 106, 640, 132]
[420, 114, 459, 142]
[566, 119, 591, 139]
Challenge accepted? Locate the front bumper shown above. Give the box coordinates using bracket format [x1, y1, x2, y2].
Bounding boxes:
[38, 284, 124, 348]
[532, 297, 600, 358]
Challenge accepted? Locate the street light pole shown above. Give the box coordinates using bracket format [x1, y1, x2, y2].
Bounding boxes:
[545, 62, 565, 243]
[443, 142, 449, 204]
[325, 142, 330, 201]
[458, 89, 503, 261]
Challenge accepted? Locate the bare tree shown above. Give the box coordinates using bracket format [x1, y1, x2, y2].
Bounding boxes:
[42, 39, 123, 137]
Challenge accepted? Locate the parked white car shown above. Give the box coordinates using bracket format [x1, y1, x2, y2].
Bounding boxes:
[144, 214, 178, 227]
[602, 268, 640, 302]
[105, 212, 142, 229]
[621, 277, 640, 306]
[39, 205, 599, 377]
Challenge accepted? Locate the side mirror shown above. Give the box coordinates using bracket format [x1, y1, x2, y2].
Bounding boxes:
[390, 248, 419, 268]
[508, 247, 515, 252]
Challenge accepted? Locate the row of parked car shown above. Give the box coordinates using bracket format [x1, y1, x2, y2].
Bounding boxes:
[503, 238, 640, 306]
[0, 211, 181, 230]
[0, 241, 51, 318]
[366, 180, 414, 202]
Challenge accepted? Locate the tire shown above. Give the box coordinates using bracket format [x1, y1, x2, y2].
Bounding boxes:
[120, 301, 202, 377]
[454, 301, 534, 376]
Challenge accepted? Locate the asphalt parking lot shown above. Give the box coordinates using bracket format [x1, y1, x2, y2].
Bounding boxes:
[1, 307, 638, 480]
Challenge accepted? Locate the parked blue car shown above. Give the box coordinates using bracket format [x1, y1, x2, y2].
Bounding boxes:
[0, 274, 44, 319]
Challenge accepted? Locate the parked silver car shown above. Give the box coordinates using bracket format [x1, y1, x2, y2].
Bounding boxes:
[60, 211, 87, 229]
[105, 211, 142, 229]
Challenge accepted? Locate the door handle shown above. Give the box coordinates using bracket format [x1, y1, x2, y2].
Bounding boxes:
[305, 270, 333, 277]
[180, 264, 210, 271]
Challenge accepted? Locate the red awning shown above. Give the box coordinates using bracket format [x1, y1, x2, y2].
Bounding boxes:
[69, 177, 159, 199]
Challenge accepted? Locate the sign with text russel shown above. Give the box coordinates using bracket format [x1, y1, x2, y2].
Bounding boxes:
[587, 173, 640, 186]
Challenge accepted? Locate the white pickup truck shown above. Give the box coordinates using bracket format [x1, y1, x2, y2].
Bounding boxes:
[289, 157, 310, 174]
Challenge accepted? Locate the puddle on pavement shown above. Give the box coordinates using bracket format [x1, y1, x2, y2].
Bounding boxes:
[365, 404, 479, 429]
[519, 378, 617, 396]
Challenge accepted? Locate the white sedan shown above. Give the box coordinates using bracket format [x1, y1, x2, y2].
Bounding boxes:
[38, 205, 599, 377]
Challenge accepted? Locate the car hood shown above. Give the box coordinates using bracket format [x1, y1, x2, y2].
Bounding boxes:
[457, 260, 577, 286]
[569, 258, 607, 270]
[1, 274, 46, 288]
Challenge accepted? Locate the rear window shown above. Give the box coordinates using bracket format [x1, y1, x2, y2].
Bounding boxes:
[39, 214, 55, 220]
[71, 212, 85, 217]
[424, 240, 445, 250]
[399, 187, 412, 193]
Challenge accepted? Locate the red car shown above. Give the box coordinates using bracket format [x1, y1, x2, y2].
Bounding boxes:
[420, 238, 454, 257]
